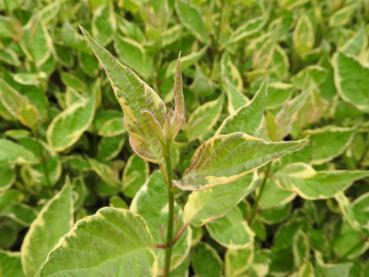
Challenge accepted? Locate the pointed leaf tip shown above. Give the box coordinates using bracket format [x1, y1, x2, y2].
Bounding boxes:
[80, 26, 167, 163]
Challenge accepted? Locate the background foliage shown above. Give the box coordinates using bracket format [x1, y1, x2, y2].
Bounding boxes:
[1, 0, 369, 276]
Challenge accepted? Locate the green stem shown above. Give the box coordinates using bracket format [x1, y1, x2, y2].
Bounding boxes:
[248, 163, 272, 224]
[162, 141, 174, 277]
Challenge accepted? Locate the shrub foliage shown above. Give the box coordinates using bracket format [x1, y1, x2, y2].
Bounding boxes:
[0, 0, 369, 276]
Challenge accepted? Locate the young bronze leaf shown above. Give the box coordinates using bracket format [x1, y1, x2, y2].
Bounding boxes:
[80, 27, 166, 163]
[40, 208, 157, 277]
[175, 132, 307, 190]
[170, 55, 185, 138]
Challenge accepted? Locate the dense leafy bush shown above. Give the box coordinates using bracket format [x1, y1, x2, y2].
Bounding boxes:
[1, 0, 369, 276]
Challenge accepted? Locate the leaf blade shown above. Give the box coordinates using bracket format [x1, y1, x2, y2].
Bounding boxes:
[21, 183, 73, 277]
[40, 208, 157, 277]
[81, 26, 166, 163]
[176, 133, 307, 190]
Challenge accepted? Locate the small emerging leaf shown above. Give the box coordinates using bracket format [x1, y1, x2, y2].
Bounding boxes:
[170, 55, 185, 138]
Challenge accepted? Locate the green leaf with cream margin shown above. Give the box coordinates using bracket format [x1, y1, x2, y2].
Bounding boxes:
[350, 192, 369, 230]
[47, 92, 95, 152]
[293, 14, 314, 58]
[21, 184, 73, 277]
[0, 139, 39, 165]
[184, 172, 258, 226]
[306, 126, 353, 164]
[227, 15, 267, 46]
[175, 132, 307, 191]
[175, 0, 209, 43]
[225, 248, 253, 277]
[333, 51, 369, 113]
[98, 116, 125, 137]
[275, 163, 369, 200]
[40, 208, 157, 277]
[114, 35, 153, 79]
[122, 154, 149, 198]
[258, 179, 296, 210]
[191, 243, 223, 277]
[130, 171, 191, 272]
[88, 158, 120, 187]
[22, 16, 53, 67]
[185, 95, 224, 141]
[0, 164, 15, 192]
[0, 79, 40, 129]
[81, 27, 167, 163]
[275, 91, 310, 140]
[206, 206, 254, 249]
[216, 80, 268, 136]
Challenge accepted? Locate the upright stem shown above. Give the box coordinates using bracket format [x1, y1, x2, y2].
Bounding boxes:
[162, 141, 175, 277]
[248, 163, 272, 224]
